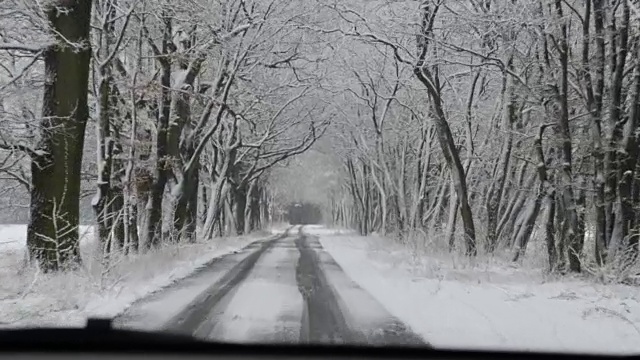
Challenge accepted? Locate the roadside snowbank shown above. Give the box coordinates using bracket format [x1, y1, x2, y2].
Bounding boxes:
[317, 233, 640, 354]
[0, 225, 273, 328]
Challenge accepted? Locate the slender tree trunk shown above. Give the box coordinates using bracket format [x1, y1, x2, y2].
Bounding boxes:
[411, 125, 433, 229]
[446, 179, 459, 252]
[93, 47, 115, 252]
[604, 1, 629, 255]
[553, 0, 581, 272]
[513, 125, 550, 262]
[145, 12, 172, 249]
[486, 63, 515, 253]
[414, 3, 476, 256]
[590, 0, 607, 264]
[545, 190, 558, 272]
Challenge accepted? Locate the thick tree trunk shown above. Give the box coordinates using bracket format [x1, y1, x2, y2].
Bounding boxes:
[204, 177, 230, 239]
[243, 179, 258, 234]
[27, 0, 92, 272]
[203, 148, 232, 238]
[233, 183, 247, 236]
[173, 162, 199, 242]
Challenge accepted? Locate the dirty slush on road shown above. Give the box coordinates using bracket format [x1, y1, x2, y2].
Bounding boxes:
[117, 227, 425, 346]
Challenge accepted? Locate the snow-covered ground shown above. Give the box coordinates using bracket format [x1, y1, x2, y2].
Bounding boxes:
[0, 225, 274, 328]
[312, 229, 640, 355]
[5, 222, 640, 353]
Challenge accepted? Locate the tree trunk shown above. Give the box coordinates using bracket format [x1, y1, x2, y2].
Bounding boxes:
[545, 190, 558, 272]
[513, 126, 550, 262]
[553, 0, 581, 272]
[604, 0, 629, 256]
[27, 0, 92, 272]
[200, 181, 208, 228]
[173, 162, 199, 242]
[446, 179, 459, 252]
[243, 179, 258, 235]
[145, 12, 172, 249]
[414, 75, 477, 255]
[414, 3, 476, 256]
[610, 33, 640, 261]
[586, 0, 607, 265]
[233, 183, 247, 235]
[486, 63, 515, 253]
[93, 58, 115, 252]
[204, 177, 230, 239]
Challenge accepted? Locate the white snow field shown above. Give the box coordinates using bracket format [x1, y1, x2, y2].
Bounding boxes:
[0, 224, 274, 328]
[310, 228, 640, 355]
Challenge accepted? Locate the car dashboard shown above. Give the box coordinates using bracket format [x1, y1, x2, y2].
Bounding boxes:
[0, 320, 629, 360]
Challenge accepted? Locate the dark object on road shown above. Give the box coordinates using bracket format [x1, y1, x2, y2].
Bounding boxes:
[287, 202, 322, 225]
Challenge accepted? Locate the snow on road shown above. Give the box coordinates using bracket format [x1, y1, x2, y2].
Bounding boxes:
[315, 229, 640, 354]
[201, 237, 303, 343]
[307, 235, 423, 344]
[0, 224, 275, 328]
[122, 229, 422, 345]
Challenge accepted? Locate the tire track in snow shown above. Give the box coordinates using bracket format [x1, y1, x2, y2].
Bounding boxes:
[114, 232, 288, 330]
[199, 236, 303, 342]
[295, 232, 353, 344]
[295, 230, 426, 346]
[165, 233, 286, 335]
[133, 225, 425, 346]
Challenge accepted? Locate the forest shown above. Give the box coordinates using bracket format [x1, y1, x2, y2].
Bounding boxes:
[1, 0, 640, 280]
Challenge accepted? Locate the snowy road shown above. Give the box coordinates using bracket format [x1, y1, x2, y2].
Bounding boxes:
[119, 228, 425, 346]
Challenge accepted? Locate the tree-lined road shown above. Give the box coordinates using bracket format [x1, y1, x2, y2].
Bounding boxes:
[120, 228, 425, 345]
